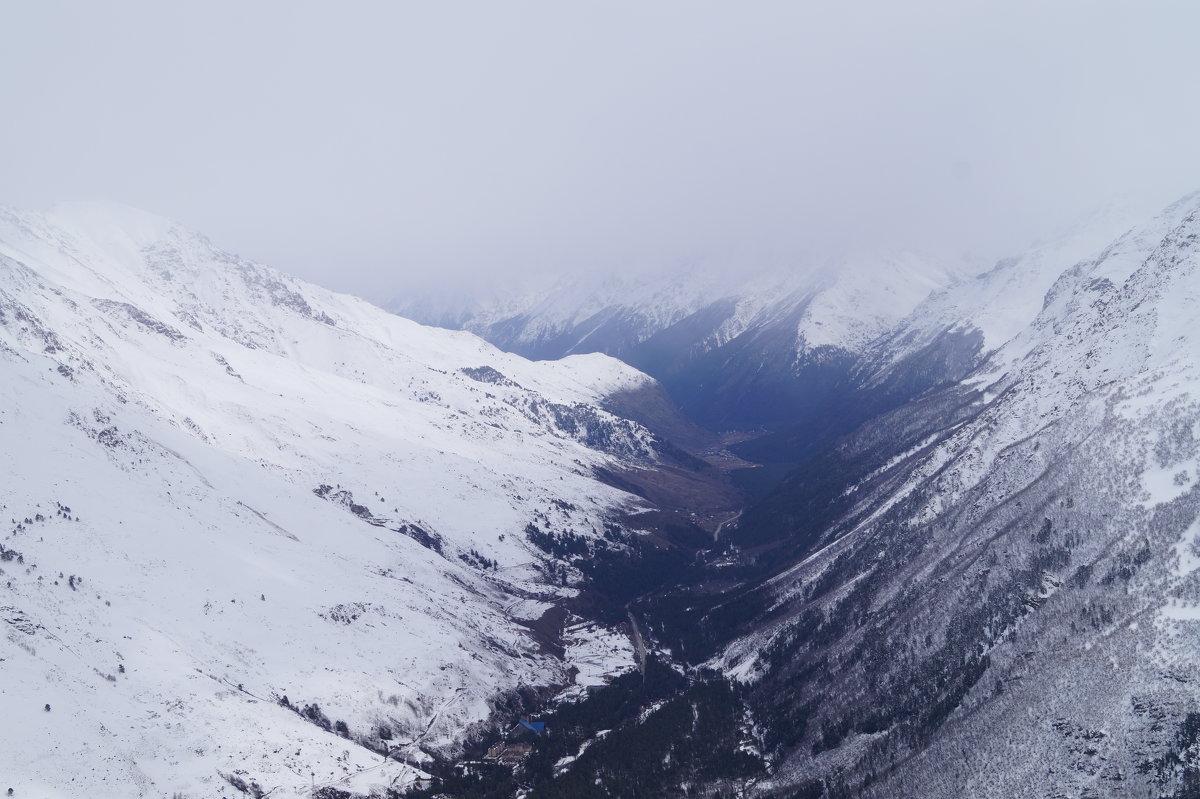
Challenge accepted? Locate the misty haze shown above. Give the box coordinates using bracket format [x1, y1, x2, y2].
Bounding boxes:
[3, 3, 1200, 798]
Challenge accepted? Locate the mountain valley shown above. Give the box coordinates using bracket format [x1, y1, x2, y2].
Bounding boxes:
[4, 194, 1200, 799]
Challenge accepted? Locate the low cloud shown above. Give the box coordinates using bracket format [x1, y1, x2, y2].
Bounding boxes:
[2, 1, 1198, 300]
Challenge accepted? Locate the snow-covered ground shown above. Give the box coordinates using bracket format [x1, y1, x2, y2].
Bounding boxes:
[0, 203, 653, 797]
[558, 619, 637, 699]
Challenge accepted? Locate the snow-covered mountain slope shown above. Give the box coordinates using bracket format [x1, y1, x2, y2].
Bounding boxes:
[0, 203, 685, 797]
[397, 254, 975, 431]
[710, 193, 1200, 797]
[730, 205, 1148, 464]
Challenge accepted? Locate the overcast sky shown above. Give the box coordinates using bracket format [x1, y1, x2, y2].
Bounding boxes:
[2, 1, 1199, 302]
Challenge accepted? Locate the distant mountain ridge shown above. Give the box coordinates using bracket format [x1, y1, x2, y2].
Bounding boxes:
[395, 253, 977, 431]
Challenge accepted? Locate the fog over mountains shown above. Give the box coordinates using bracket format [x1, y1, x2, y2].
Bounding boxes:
[5, 4, 1200, 298]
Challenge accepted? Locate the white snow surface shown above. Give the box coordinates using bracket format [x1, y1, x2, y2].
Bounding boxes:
[0, 203, 652, 797]
[557, 619, 637, 697]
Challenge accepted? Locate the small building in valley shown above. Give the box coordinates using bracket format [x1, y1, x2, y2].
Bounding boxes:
[484, 741, 534, 766]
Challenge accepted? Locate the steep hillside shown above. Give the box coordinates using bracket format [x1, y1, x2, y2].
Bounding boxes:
[708, 193, 1200, 797]
[0, 204, 700, 798]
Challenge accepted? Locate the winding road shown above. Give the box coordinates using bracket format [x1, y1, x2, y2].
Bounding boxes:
[625, 604, 648, 673]
[713, 510, 742, 542]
